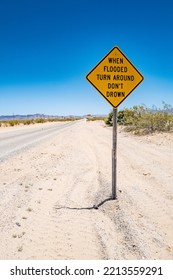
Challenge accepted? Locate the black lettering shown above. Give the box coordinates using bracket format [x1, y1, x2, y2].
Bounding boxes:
[108, 58, 123, 64]
[103, 66, 127, 72]
[113, 75, 134, 81]
[97, 74, 111, 80]
[10, 269, 15, 276]
[108, 83, 123, 89]
[106, 91, 125, 97]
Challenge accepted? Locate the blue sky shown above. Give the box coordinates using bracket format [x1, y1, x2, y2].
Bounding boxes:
[0, 0, 173, 115]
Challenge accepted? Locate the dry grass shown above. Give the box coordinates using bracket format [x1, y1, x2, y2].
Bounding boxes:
[0, 117, 81, 127]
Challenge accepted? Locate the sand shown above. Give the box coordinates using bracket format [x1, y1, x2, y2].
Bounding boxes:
[0, 120, 172, 259]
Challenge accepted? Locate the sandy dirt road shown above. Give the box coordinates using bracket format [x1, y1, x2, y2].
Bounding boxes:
[0, 120, 172, 259]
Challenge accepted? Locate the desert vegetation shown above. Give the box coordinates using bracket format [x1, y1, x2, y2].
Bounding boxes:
[105, 102, 173, 134]
[86, 116, 106, 122]
[0, 117, 81, 128]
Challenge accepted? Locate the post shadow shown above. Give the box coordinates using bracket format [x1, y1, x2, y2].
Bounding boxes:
[54, 197, 113, 211]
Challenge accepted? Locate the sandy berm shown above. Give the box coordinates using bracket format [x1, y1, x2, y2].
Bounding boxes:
[0, 120, 172, 259]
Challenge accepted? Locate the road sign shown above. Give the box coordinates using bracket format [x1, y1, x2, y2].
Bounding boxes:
[86, 46, 144, 108]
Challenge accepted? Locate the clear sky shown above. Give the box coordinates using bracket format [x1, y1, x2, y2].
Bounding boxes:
[0, 0, 173, 116]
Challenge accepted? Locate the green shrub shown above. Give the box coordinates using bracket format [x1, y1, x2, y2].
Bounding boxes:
[35, 118, 46, 123]
[105, 103, 173, 134]
[23, 119, 35, 125]
[105, 111, 113, 126]
[87, 116, 106, 121]
[8, 120, 20, 126]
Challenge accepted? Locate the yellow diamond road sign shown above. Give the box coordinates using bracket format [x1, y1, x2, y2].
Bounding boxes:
[86, 46, 144, 108]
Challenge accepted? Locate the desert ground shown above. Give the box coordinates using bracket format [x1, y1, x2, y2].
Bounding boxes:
[0, 119, 172, 259]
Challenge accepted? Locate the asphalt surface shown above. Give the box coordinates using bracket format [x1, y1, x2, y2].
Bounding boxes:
[0, 121, 80, 161]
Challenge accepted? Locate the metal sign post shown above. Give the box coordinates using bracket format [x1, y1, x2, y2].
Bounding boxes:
[112, 108, 117, 199]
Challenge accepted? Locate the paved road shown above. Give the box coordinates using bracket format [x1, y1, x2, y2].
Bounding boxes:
[0, 121, 80, 161]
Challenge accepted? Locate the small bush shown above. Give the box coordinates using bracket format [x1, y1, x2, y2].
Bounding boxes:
[23, 119, 35, 125]
[8, 120, 20, 126]
[87, 116, 106, 121]
[105, 111, 113, 126]
[35, 118, 46, 123]
[105, 103, 173, 134]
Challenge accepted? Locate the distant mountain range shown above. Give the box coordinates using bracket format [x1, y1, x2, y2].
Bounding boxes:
[0, 113, 107, 121]
[0, 114, 78, 121]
